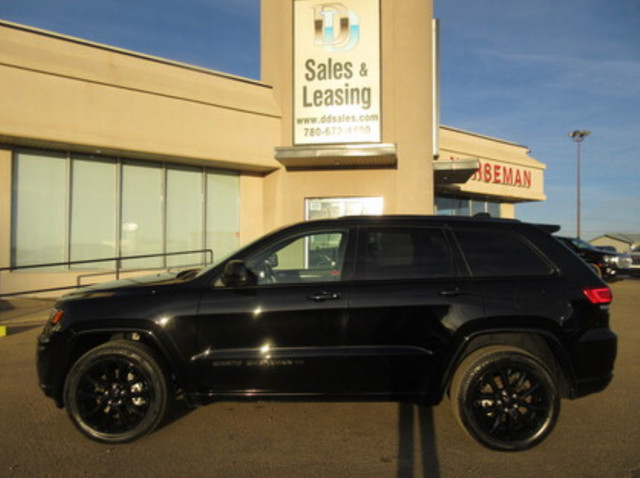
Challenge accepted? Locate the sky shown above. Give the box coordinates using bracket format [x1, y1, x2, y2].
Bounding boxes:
[1, 0, 639, 240]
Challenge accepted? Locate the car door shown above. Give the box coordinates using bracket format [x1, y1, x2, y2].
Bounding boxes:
[195, 227, 353, 394]
[345, 224, 484, 395]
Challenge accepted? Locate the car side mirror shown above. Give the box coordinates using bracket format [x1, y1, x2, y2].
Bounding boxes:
[221, 260, 258, 287]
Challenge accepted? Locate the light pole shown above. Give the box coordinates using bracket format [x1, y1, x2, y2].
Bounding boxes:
[568, 130, 591, 239]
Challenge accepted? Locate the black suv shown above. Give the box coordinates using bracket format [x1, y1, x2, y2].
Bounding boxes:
[37, 216, 616, 451]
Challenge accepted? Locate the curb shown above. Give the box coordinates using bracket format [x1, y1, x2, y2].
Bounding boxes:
[0, 299, 52, 338]
[0, 324, 42, 338]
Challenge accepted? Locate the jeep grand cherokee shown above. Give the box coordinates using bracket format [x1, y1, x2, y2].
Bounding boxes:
[37, 215, 616, 451]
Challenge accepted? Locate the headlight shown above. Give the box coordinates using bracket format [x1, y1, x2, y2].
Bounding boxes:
[44, 308, 65, 334]
[49, 308, 65, 325]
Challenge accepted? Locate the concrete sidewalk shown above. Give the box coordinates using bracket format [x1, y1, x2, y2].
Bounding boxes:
[0, 298, 55, 337]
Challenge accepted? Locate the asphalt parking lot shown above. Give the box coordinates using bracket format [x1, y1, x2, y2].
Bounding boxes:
[1, 280, 639, 478]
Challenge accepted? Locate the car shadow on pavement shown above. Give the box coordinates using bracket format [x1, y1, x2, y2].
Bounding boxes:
[397, 403, 441, 478]
[158, 396, 196, 431]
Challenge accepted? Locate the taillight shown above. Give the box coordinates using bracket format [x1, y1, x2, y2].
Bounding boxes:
[583, 287, 612, 305]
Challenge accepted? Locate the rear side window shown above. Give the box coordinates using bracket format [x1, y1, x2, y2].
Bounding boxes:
[454, 229, 554, 277]
[357, 227, 455, 280]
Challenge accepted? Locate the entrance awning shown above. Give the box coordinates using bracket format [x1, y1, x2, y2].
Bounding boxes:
[275, 143, 397, 169]
[433, 158, 480, 184]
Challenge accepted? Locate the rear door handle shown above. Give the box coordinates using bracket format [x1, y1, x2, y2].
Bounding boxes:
[308, 292, 341, 302]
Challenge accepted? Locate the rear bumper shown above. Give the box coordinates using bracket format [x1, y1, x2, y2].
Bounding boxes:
[572, 373, 614, 398]
[569, 328, 617, 398]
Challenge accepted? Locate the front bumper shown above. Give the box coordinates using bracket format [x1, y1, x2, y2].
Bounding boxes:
[36, 330, 67, 407]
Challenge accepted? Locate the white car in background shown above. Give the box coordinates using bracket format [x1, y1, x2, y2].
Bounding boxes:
[630, 246, 640, 273]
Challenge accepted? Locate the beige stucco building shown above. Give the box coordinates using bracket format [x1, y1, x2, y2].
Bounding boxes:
[0, 0, 546, 296]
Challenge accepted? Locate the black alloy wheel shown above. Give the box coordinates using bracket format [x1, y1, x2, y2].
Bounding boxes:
[451, 346, 560, 451]
[63, 340, 170, 443]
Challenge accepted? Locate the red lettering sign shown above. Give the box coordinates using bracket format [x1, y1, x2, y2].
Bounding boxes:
[464, 158, 532, 189]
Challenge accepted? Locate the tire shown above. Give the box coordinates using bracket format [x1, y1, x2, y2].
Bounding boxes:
[450, 346, 560, 451]
[63, 340, 170, 444]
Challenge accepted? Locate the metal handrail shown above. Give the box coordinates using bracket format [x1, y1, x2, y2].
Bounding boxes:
[76, 262, 205, 287]
[0, 249, 213, 298]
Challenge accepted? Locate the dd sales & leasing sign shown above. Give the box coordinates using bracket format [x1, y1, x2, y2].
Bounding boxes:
[294, 0, 381, 145]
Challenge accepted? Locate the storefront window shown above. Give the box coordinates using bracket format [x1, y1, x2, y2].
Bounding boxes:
[305, 197, 384, 220]
[470, 200, 486, 216]
[457, 198, 470, 216]
[11, 150, 67, 268]
[121, 162, 164, 269]
[207, 171, 240, 263]
[11, 149, 239, 271]
[167, 167, 204, 268]
[435, 197, 454, 216]
[436, 196, 501, 218]
[70, 156, 117, 269]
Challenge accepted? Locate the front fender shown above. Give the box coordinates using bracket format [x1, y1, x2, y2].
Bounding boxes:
[38, 317, 201, 407]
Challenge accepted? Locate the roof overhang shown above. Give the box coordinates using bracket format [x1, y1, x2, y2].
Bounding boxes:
[275, 143, 397, 169]
[433, 158, 480, 184]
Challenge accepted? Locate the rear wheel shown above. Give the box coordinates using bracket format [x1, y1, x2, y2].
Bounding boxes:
[450, 346, 560, 451]
[63, 340, 170, 443]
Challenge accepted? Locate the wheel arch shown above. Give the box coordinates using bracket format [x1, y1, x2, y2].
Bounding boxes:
[439, 329, 575, 402]
[54, 325, 190, 407]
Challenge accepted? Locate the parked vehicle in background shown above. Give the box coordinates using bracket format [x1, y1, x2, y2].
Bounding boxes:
[598, 245, 634, 277]
[37, 216, 617, 451]
[629, 246, 640, 275]
[556, 236, 632, 281]
[596, 245, 617, 253]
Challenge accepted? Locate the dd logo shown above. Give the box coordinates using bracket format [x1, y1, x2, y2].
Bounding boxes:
[313, 3, 360, 52]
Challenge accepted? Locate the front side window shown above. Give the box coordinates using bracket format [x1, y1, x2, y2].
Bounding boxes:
[246, 231, 347, 285]
[356, 227, 455, 280]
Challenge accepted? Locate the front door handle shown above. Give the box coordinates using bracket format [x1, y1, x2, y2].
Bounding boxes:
[308, 292, 341, 302]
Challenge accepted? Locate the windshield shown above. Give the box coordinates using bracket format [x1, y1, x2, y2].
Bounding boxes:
[571, 237, 599, 251]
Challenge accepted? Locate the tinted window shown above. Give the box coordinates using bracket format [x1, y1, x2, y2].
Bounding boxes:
[246, 231, 347, 285]
[357, 227, 454, 280]
[455, 229, 553, 277]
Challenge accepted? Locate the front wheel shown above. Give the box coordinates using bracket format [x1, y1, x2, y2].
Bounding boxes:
[450, 346, 560, 451]
[63, 340, 170, 443]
